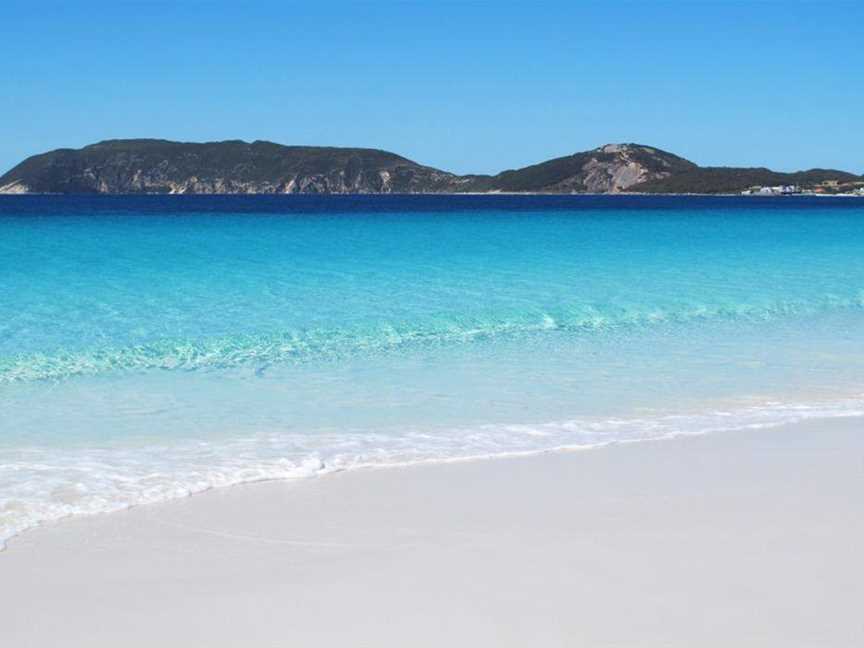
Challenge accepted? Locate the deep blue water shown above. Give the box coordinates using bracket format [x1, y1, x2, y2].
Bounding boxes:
[2, 194, 863, 545]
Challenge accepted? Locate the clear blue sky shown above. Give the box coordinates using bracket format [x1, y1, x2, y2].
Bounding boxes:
[2, 0, 862, 175]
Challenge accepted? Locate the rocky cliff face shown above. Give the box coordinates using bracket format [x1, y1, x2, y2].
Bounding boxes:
[580, 144, 696, 192]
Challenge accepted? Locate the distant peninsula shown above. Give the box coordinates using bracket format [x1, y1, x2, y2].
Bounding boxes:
[1, 139, 861, 195]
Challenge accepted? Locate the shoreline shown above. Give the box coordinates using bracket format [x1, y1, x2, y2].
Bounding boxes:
[1, 191, 863, 197]
[3, 417, 862, 646]
[4, 392, 863, 552]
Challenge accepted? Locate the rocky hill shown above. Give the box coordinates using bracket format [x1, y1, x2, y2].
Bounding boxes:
[458, 144, 696, 193]
[0, 139, 457, 194]
[0, 139, 858, 195]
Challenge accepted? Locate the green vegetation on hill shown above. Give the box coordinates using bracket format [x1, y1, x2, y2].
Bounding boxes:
[461, 152, 597, 192]
[0, 139, 455, 194]
[1, 139, 860, 195]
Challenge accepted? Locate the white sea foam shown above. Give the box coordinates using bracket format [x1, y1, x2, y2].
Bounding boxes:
[2, 395, 862, 550]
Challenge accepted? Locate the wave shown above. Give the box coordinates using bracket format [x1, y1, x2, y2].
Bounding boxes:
[3, 296, 864, 384]
[2, 395, 863, 549]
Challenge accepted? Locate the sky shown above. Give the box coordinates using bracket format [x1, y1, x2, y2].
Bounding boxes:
[1, 0, 862, 176]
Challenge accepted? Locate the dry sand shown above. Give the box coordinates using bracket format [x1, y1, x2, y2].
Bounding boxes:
[2, 418, 863, 647]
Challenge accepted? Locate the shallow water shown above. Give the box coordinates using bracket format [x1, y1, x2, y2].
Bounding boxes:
[2, 195, 863, 545]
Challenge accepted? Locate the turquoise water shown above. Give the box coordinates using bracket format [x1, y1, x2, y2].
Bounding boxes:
[2, 195, 864, 545]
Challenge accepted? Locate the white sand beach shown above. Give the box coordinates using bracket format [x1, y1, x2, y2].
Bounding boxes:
[2, 418, 863, 647]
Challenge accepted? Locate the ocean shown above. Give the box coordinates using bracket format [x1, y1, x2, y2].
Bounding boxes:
[2, 194, 863, 547]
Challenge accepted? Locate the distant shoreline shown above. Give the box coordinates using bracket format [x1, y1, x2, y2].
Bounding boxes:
[1, 191, 862, 198]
